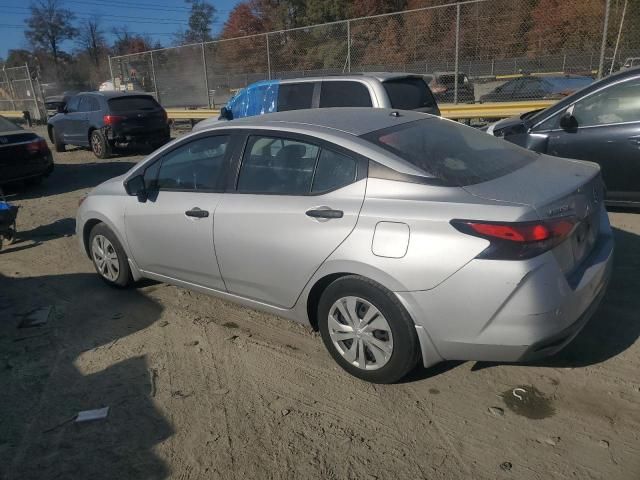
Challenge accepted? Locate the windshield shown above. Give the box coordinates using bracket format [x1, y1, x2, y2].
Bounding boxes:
[108, 96, 160, 112]
[383, 78, 437, 111]
[0, 116, 21, 132]
[362, 118, 537, 185]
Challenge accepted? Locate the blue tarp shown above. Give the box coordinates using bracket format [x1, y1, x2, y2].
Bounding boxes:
[0, 202, 12, 211]
[227, 80, 279, 120]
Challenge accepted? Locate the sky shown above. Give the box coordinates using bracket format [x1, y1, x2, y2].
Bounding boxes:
[0, 0, 242, 59]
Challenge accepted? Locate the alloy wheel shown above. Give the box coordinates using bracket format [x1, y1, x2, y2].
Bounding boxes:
[91, 133, 103, 156]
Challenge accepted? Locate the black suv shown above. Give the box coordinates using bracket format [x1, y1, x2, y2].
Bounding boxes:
[48, 92, 170, 158]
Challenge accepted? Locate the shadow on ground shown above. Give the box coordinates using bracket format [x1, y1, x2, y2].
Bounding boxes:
[472, 226, 640, 372]
[0, 272, 172, 480]
[3, 161, 136, 200]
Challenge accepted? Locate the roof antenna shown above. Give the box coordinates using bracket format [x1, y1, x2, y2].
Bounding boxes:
[390, 111, 401, 117]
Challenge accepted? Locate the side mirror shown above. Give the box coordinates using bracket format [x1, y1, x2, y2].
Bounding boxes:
[57, 105, 67, 114]
[125, 174, 147, 202]
[219, 106, 233, 121]
[559, 111, 578, 131]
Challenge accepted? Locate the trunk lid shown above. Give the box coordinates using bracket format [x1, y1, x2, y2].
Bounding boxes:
[463, 154, 604, 274]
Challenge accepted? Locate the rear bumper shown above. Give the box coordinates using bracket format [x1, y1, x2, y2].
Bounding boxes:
[106, 126, 170, 144]
[396, 209, 614, 365]
[0, 153, 54, 184]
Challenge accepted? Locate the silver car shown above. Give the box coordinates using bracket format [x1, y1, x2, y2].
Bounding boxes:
[77, 108, 613, 383]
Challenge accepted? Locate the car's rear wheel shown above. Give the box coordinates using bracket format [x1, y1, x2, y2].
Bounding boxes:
[90, 130, 111, 159]
[318, 275, 420, 383]
[52, 127, 65, 152]
[89, 223, 132, 287]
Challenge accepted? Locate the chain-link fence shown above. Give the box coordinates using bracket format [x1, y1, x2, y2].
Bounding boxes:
[0, 65, 44, 121]
[109, 0, 639, 107]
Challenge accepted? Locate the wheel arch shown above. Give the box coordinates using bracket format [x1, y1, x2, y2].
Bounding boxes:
[302, 261, 408, 331]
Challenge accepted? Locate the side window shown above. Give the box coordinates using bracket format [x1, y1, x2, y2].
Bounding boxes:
[572, 79, 640, 127]
[498, 80, 519, 95]
[312, 149, 357, 193]
[66, 96, 80, 113]
[90, 98, 100, 111]
[77, 96, 92, 112]
[237, 135, 319, 194]
[152, 135, 230, 191]
[277, 83, 314, 111]
[319, 81, 373, 108]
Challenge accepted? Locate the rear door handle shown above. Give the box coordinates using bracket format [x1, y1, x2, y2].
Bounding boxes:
[185, 207, 209, 218]
[306, 208, 343, 219]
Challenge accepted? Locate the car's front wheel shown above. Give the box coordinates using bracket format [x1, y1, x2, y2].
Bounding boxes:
[90, 130, 111, 159]
[318, 275, 420, 383]
[89, 223, 132, 287]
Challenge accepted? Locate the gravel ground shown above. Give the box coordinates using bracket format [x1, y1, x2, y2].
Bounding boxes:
[0, 127, 639, 480]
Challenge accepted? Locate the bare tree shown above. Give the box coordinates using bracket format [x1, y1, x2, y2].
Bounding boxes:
[25, 0, 77, 75]
[77, 19, 106, 67]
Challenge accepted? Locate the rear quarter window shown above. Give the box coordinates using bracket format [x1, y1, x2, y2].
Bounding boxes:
[383, 78, 437, 111]
[108, 96, 160, 112]
[277, 83, 314, 111]
[363, 118, 538, 186]
[319, 81, 372, 108]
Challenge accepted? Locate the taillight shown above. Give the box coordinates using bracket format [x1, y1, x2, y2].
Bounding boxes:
[26, 138, 49, 154]
[104, 115, 126, 126]
[451, 217, 577, 260]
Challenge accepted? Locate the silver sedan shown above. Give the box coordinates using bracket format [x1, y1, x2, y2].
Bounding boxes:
[77, 108, 613, 383]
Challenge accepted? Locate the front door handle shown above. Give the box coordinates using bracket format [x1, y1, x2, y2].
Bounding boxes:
[185, 207, 209, 218]
[306, 208, 343, 219]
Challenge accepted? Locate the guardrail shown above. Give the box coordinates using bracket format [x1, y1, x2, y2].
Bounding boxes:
[0, 110, 25, 119]
[165, 100, 556, 123]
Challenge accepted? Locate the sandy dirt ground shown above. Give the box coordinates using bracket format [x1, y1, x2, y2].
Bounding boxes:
[0, 127, 639, 480]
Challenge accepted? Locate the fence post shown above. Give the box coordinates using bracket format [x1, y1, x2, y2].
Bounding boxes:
[562, 53, 567, 72]
[266, 33, 272, 80]
[108, 56, 114, 87]
[149, 52, 160, 103]
[598, 0, 611, 79]
[491, 58, 495, 76]
[610, 0, 628, 75]
[347, 20, 351, 73]
[3, 67, 16, 111]
[454, 3, 460, 104]
[201, 43, 211, 108]
[25, 63, 41, 121]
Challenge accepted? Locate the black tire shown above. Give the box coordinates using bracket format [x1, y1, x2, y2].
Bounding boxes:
[90, 130, 112, 159]
[318, 275, 420, 384]
[88, 223, 132, 288]
[52, 127, 65, 152]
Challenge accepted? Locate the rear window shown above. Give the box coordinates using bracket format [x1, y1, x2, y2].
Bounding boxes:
[108, 96, 160, 112]
[383, 78, 437, 111]
[362, 118, 537, 185]
[0, 116, 21, 132]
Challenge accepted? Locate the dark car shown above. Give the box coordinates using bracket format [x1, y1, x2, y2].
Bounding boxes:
[480, 75, 593, 103]
[424, 72, 475, 103]
[486, 67, 640, 206]
[0, 116, 53, 186]
[47, 92, 170, 159]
